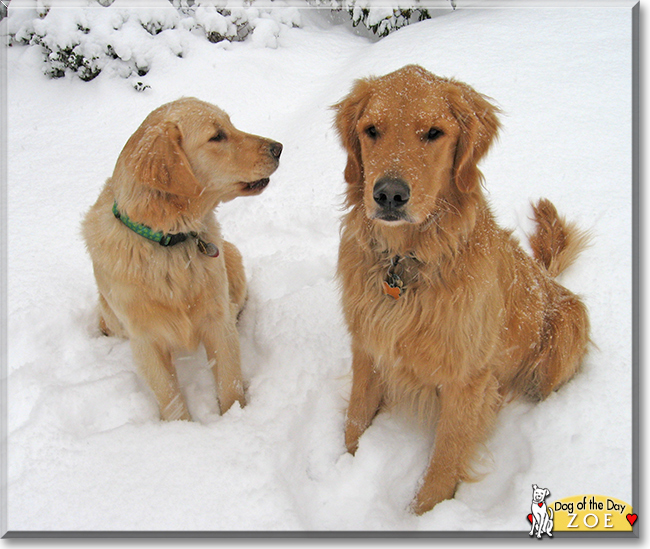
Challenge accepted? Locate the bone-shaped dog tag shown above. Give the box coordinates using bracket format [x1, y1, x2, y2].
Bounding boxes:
[383, 274, 403, 299]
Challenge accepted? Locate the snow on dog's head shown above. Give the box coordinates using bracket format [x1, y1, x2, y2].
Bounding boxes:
[333, 65, 500, 227]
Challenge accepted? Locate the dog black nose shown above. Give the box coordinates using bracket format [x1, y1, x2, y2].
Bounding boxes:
[269, 142, 283, 159]
[373, 177, 410, 210]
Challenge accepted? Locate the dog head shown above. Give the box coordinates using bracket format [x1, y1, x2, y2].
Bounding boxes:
[115, 97, 282, 206]
[334, 65, 500, 226]
[532, 484, 551, 504]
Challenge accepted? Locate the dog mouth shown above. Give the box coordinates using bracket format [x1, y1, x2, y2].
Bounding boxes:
[371, 210, 414, 224]
[241, 178, 270, 193]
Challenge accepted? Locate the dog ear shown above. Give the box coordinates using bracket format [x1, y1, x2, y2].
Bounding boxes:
[532, 484, 538, 490]
[126, 121, 202, 197]
[448, 81, 501, 193]
[333, 78, 373, 207]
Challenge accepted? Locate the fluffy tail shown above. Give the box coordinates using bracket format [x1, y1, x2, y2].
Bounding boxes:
[529, 198, 590, 277]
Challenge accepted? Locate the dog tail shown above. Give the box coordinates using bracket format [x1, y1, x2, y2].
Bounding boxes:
[529, 198, 590, 278]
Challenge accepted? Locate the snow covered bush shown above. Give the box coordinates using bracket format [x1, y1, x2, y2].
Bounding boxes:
[347, 1, 432, 37]
[5, 0, 302, 82]
[4, 0, 454, 83]
[309, 0, 455, 38]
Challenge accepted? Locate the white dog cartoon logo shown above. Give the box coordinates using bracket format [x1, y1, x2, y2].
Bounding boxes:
[529, 484, 554, 538]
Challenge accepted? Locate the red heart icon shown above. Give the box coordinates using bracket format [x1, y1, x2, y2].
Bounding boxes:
[527, 514, 533, 523]
[626, 513, 637, 526]
[538, 502, 543, 507]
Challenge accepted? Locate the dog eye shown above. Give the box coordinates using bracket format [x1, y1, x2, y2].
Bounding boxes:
[210, 130, 227, 142]
[426, 128, 443, 141]
[365, 125, 379, 140]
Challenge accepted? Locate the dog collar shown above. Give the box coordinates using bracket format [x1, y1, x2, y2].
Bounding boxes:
[112, 202, 219, 257]
[382, 253, 420, 300]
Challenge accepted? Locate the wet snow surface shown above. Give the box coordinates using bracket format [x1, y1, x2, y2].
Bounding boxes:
[5, 4, 634, 534]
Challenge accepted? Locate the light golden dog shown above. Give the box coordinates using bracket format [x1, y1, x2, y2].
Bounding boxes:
[83, 97, 282, 421]
[334, 65, 589, 514]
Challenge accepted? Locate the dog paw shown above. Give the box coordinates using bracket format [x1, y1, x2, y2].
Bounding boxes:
[410, 493, 440, 516]
[161, 394, 191, 421]
[219, 394, 246, 415]
[411, 481, 456, 515]
[344, 433, 359, 456]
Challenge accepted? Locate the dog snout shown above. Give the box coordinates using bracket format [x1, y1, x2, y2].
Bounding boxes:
[269, 141, 283, 160]
[373, 177, 410, 210]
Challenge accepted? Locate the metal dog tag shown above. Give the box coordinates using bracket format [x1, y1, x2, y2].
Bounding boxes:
[197, 238, 219, 257]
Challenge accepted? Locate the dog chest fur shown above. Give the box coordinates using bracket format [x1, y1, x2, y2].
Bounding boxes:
[338, 207, 543, 391]
[83, 183, 229, 350]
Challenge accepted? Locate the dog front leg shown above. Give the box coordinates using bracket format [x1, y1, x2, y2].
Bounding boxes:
[222, 240, 248, 317]
[412, 369, 501, 515]
[345, 343, 383, 455]
[131, 338, 191, 421]
[97, 293, 126, 338]
[529, 513, 537, 536]
[204, 316, 245, 415]
[538, 512, 550, 538]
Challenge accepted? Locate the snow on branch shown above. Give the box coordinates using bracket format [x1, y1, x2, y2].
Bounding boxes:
[5, 0, 455, 83]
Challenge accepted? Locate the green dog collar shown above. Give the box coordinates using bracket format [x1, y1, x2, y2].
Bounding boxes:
[112, 202, 219, 256]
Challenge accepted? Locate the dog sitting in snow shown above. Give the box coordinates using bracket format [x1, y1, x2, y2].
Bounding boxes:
[334, 65, 590, 514]
[529, 484, 554, 538]
[83, 98, 282, 421]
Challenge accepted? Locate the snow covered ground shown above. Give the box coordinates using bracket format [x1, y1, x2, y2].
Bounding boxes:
[3, 2, 637, 535]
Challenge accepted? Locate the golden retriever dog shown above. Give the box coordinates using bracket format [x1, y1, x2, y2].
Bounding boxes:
[82, 98, 282, 421]
[334, 65, 589, 514]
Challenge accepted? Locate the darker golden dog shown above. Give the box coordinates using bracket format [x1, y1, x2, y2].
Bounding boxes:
[83, 98, 282, 421]
[334, 65, 589, 514]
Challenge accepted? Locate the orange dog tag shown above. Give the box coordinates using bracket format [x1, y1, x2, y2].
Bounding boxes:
[383, 280, 402, 300]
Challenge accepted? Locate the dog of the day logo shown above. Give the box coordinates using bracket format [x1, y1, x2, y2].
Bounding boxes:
[528, 484, 554, 538]
[526, 484, 636, 536]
